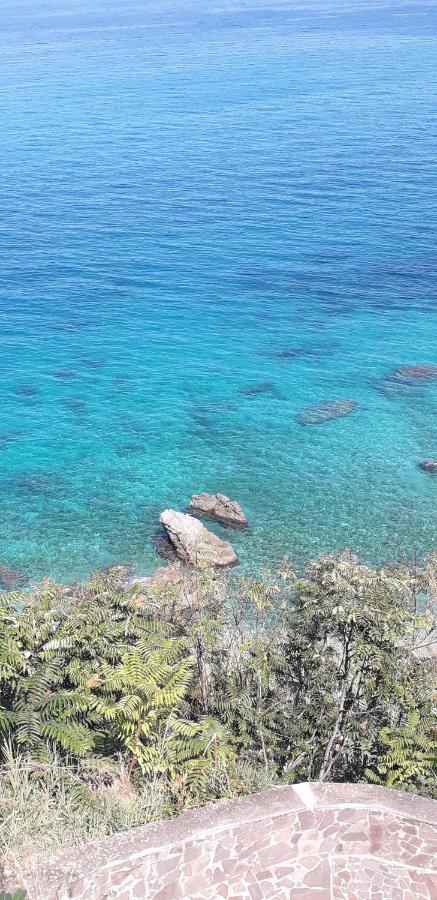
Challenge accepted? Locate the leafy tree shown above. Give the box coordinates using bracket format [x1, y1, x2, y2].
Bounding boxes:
[281, 551, 434, 783]
[0, 574, 198, 768]
[366, 711, 437, 790]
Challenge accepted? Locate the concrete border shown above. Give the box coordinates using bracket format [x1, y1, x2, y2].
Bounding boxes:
[6, 782, 437, 899]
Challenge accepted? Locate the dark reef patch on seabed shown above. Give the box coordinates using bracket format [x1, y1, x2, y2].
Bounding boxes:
[16, 472, 65, 498]
[124, 420, 154, 436]
[14, 383, 39, 397]
[389, 364, 437, 385]
[188, 401, 242, 450]
[261, 342, 337, 362]
[263, 347, 308, 361]
[375, 364, 437, 399]
[62, 397, 89, 424]
[295, 399, 358, 426]
[50, 315, 101, 333]
[0, 430, 26, 449]
[80, 357, 106, 369]
[239, 381, 277, 397]
[52, 369, 81, 381]
[113, 374, 133, 393]
[115, 442, 147, 457]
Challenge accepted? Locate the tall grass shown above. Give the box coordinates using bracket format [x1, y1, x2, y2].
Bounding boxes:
[0, 743, 276, 890]
[0, 744, 170, 887]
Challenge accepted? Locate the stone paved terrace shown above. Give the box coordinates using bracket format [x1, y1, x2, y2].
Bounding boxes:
[7, 783, 437, 899]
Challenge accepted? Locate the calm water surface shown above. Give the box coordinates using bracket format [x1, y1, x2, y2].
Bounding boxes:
[0, 0, 436, 581]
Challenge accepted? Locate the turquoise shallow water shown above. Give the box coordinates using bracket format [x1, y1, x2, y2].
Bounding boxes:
[0, 0, 436, 582]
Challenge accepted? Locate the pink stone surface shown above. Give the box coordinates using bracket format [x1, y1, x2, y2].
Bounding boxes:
[3, 783, 436, 899]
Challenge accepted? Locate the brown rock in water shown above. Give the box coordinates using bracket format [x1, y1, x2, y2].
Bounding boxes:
[295, 399, 358, 426]
[189, 492, 248, 527]
[0, 565, 28, 591]
[390, 364, 437, 384]
[417, 459, 437, 475]
[159, 509, 238, 568]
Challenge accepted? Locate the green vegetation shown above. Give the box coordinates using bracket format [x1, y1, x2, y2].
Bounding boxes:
[0, 891, 27, 900]
[0, 551, 435, 881]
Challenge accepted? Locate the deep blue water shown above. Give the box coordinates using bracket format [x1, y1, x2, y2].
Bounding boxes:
[0, 0, 436, 582]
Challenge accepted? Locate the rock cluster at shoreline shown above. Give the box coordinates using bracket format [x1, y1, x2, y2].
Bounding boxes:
[91, 494, 248, 591]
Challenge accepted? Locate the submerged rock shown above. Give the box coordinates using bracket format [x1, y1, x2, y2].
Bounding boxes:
[389, 364, 437, 385]
[417, 459, 437, 475]
[126, 421, 153, 436]
[262, 347, 308, 361]
[115, 442, 146, 457]
[189, 492, 248, 527]
[239, 381, 276, 397]
[0, 565, 28, 591]
[262, 344, 334, 362]
[62, 397, 88, 424]
[159, 509, 238, 568]
[295, 399, 358, 426]
[14, 383, 39, 397]
[53, 369, 80, 381]
[17, 472, 62, 496]
[82, 358, 106, 369]
[0, 430, 26, 449]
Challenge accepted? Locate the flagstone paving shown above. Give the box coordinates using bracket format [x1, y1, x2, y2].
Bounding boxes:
[6, 783, 437, 899]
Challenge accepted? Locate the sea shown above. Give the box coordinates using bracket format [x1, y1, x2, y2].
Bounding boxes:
[0, 0, 436, 583]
